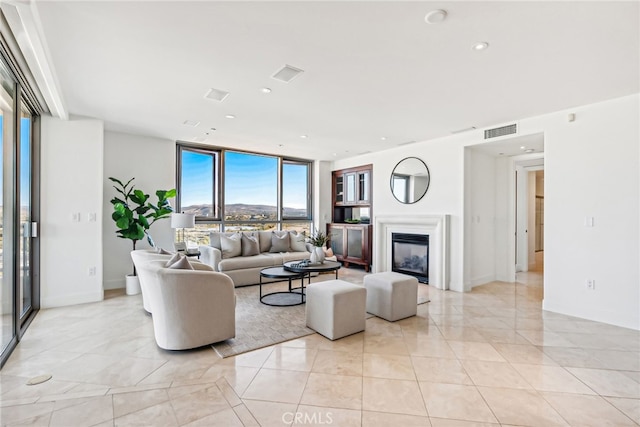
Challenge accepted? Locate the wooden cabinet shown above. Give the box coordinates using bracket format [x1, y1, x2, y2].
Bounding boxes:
[333, 165, 371, 207]
[327, 223, 371, 272]
[330, 163, 373, 271]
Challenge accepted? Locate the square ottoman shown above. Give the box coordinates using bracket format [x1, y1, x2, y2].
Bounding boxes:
[364, 272, 418, 321]
[306, 280, 366, 340]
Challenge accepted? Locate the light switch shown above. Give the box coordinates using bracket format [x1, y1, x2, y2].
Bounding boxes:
[584, 217, 594, 227]
[88, 212, 97, 222]
[72, 212, 81, 222]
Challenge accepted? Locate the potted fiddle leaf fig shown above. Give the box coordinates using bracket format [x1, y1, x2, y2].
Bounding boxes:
[109, 177, 176, 294]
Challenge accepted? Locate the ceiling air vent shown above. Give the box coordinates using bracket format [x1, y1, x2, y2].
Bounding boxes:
[484, 124, 517, 139]
[272, 64, 304, 83]
[204, 88, 230, 102]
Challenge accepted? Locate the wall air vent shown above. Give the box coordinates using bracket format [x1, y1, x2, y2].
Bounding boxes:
[484, 124, 517, 139]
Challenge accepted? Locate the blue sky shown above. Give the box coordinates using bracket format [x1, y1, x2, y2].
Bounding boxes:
[0, 116, 32, 208]
[181, 150, 308, 209]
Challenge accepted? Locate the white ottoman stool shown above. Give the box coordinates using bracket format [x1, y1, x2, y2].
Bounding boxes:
[364, 272, 418, 321]
[306, 280, 366, 340]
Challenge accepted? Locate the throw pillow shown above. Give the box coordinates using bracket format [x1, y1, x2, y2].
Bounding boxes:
[164, 252, 182, 267]
[270, 231, 290, 252]
[324, 247, 334, 257]
[220, 233, 242, 258]
[241, 233, 260, 256]
[168, 256, 193, 270]
[209, 232, 223, 250]
[289, 232, 307, 252]
[156, 247, 172, 255]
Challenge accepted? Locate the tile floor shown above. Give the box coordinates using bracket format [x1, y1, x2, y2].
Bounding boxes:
[1, 265, 639, 426]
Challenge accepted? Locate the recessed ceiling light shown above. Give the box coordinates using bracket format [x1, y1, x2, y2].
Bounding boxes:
[261, 87, 272, 93]
[278, 144, 284, 147]
[525, 149, 535, 153]
[300, 135, 308, 139]
[381, 137, 387, 141]
[473, 42, 489, 51]
[498, 152, 505, 156]
[183, 120, 200, 127]
[520, 146, 526, 150]
[225, 114, 235, 119]
[424, 9, 447, 24]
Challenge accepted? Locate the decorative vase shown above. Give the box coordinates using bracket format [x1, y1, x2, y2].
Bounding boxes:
[314, 246, 326, 264]
[125, 274, 141, 295]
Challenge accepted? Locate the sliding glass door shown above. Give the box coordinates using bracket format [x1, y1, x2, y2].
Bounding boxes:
[0, 60, 14, 357]
[0, 52, 39, 367]
[19, 104, 32, 321]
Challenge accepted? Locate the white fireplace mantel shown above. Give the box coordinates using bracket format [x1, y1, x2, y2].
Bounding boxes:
[374, 215, 450, 290]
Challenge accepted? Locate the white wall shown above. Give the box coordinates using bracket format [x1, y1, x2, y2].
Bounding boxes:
[530, 95, 639, 329]
[313, 160, 332, 233]
[465, 149, 497, 289]
[40, 115, 104, 307]
[333, 137, 466, 291]
[331, 93, 639, 329]
[102, 131, 175, 290]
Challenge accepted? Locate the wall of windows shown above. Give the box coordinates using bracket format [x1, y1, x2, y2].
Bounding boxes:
[177, 144, 312, 244]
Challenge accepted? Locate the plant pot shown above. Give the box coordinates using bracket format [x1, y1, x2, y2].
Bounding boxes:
[126, 274, 141, 295]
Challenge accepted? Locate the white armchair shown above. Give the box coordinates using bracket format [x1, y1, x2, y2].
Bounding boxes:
[145, 260, 236, 350]
[131, 250, 202, 313]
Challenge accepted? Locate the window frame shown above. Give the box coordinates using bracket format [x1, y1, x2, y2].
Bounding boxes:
[176, 142, 313, 231]
[176, 143, 221, 221]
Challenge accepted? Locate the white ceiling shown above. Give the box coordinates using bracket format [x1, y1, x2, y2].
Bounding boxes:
[27, 1, 640, 160]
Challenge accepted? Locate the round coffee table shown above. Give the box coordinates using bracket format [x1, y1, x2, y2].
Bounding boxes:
[259, 267, 306, 306]
[283, 260, 341, 279]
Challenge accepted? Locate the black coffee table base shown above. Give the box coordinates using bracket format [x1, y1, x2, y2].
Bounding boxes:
[260, 291, 305, 306]
[259, 267, 306, 306]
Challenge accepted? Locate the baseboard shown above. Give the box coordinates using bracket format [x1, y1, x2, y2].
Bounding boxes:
[42, 289, 104, 308]
[470, 274, 496, 288]
[543, 299, 640, 331]
[103, 279, 125, 290]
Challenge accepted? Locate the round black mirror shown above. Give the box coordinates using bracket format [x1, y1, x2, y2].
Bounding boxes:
[390, 157, 430, 204]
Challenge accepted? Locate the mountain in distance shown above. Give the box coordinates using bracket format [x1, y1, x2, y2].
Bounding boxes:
[181, 203, 307, 218]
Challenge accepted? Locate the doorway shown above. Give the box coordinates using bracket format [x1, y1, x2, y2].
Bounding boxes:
[463, 132, 544, 292]
[515, 166, 544, 292]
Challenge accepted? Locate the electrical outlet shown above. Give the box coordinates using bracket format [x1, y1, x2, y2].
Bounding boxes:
[88, 267, 96, 276]
[586, 279, 595, 290]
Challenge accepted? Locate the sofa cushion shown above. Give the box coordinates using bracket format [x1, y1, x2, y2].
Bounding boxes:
[258, 231, 272, 253]
[241, 233, 260, 256]
[168, 256, 194, 270]
[290, 232, 308, 252]
[270, 231, 290, 252]
[221, 233, 242, 258]
[218, 253, 279, 272]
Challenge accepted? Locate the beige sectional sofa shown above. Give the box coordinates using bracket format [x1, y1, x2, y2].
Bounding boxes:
[198, 230, 312, 287]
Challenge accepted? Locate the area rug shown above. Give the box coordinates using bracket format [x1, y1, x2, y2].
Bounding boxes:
[212, 280, 315, 358]
[212, 278, 430, 358]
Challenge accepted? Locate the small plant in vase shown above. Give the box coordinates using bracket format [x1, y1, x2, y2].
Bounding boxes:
[307, 229, 330, 264]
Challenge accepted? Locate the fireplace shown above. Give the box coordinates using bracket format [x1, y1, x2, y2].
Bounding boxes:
[392, 233, 429, 283]
[375, 215, 449, 290]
